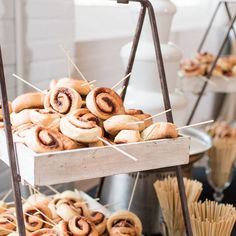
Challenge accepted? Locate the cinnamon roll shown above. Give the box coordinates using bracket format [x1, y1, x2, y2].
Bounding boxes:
[25, 125, 64, 153]
[59, 190, 82, 202]
[57, 132, 83, 150]
[11, 109, 32, 127]
[107, 211, 142, 236]
[54, 78, 91, 96]
[126, 109, 153, 128]
[88, 211, 107, 235]
[27, 194, 50, 205]
[54, 220, 70, 236]
[104, 115, 144, 136]
[141, 122, 178, 141]
[68, 216, 98, 236]
[195, 52, 215, 64]
[180, 59, 206, 76]
[60, 110, 103, 143]
[88, 140, 104, 147]
[86, 87, 125, 120]
[23, 203, 53, 232]
[30, 109, 61, 127]
[12, 123, 35, 143]
[31, 228, 64, 236]
[0, 213, 17, 235]
[44, 87, 82, 115]
[114, 130, 141, 144]
[12, 92, 45, 113]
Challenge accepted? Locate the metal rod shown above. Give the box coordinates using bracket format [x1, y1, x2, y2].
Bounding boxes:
[224, 2, 236, 39]
[121, 5, 146, 100]
[187, 13, 236, 125]
[0, 47, 26, 236]
[198, 1, 221, 52]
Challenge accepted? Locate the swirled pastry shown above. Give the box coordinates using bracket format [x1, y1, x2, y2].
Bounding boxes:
[126, 109, 152, 128]
[31, 228, 64, 236]
[107, 211, 142, 236]
[141, 122, 178, 141]
[196, 52, 215, 64]
[114, 130, 141, 144]
[68, 216, 98, 236]
[12, 123, 35, 143]
[12, 92, 45, 113]
[30, 109, 61, 127]
[89, 211, 107, 235]
[86, 87, 125, 120]
[54, 78, 91, 96]
[60, 110, 103, 143]
[0, 212, 16, 235]
[23, 202, 53, 232]
[11, 109, 32, 127]
[25, 125, 64, 153]
[54, 220, 70, 236]
[44, 87, 82, 115]
[27, 194, 50, 206]
[180, 59, 206, 76]
[104, 115, 144, 136]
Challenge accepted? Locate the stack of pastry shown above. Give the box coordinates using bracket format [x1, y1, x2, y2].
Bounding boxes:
[0, 190, 142, 236]
[180, 52, 236, 78]
[0, 77, 179, 153]
[206, 121, 236, 188]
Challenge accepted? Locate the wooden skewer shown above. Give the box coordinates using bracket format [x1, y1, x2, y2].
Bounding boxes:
[128, 172, 140, 211]
[0, 226, 15, 233]
[111, 72, 131, 90]
[81, 80, 96, 87]
[4, 218, 16, 227]
[176, 119, 214, 131]
[97, 136, 137, 161]
[24, 212, 55, 228]
[103, 201, 123, 208]
[46, 185, 60, 195]
[28, 186, 33, 196]
[67, 50, 71, 79]
[59, 45, 89, 84]
[222, 76, 230, 82]
[12, 74, 44, 93]
[28, 184, 42, 195]
[199, 76, 216, 86]
[117, 85, 126, 96]
[1, 189, 12, 202]
[127, 120, 145, 125]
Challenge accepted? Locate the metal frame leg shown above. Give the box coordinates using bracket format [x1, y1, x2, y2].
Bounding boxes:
[0, 47, 26, 235]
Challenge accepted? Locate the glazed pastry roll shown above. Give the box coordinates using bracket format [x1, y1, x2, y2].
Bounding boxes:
[25, 125, 64, 153]
[104, 115, 144, 136]
[107, 211, 142, 236]
[0, 213, 16, 235]
[68, 216, 98, 236]
[31, 228, 64, 236]
[11, 109, 32, 127]
[12, 92, 45, 113]
[141, 122, 178, 140]
[88, 211, 107, 235]
[86, 87, 125, 120]
[180, 59, 206, 76]
[44, 87, 82, 115]
[114, 130, 141, 144]
[126, 109, 153, 128]
[30, 109, 61, 127]
[12, 123, 35, 143]
[54, 77, 91, 96]
[60, 110, 103, 143]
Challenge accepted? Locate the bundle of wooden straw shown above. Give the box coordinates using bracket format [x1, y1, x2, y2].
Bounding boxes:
[153, 177, 203, 236]
[190, 200, 236, 236]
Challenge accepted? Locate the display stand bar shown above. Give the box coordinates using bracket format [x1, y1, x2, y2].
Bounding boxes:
[187, 1, 236, 125]
[0, 47, 26, 236]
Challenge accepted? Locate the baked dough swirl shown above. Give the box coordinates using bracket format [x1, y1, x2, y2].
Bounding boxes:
[107, 211, 142, 236]
[44, 87, 82, 115]
[88, 211, 107, 235]
[126, 109, 153, 128]
[0, 212, 17, 235]
[86, 88, 125, 120]
[31, 228, 64, 236]
[68, 216, 98, 236]
[25, 125, 64, 153]
[23, 203, 53, 232]
[60, 109, 103, 143]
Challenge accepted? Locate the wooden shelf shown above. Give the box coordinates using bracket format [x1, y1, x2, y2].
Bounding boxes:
[0, 132, 190, 186]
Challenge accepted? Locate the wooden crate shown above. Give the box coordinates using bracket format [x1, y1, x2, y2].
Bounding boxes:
[0, 132, 190, 186]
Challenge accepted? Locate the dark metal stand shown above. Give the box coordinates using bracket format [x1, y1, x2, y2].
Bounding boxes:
[187, 1, 236, 125]
[0, 0, 192, 235]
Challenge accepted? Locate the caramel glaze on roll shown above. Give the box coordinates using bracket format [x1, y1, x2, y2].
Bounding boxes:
[86, 87, 125, 120]
[68, 216, 98, 236]
[12, 92, 45, 113]
[60, 109, 103, 143]
[89, 211, 107, 235]
[107, 211, 142, 236]
[126, 109, 153, 128]
[23, 203, 53, 232]
[0, 212, 17, 235]
[31, 228, 64, 236]
[44, 87, 82, 115]
[25, 125, 64, 153]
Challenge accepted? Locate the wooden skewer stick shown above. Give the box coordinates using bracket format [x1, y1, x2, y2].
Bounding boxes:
[128, 172, 140, 211]
[1, 189, 12, 202]
[176, 119, 214, 131]
[67, 50, 71, 79]
[46, 185, 60, 195]
[0, 226, 15, 233]
[222, 76, 230, 82]
[199, 76, 216, 86]
[111, 72, 131, 90]
[117, 85, 126, 96]
[103, 201, 123, 208]
[24, 212, 55, 228]
[59, 45, 89, 84]
[4, 218, 17, 227]
[28, 184, 42, 195]
[28, 185, 33, 196]
[12, 74, 44, 93]
[81, 80, 96, 87]
[97, 136, 137, 162]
